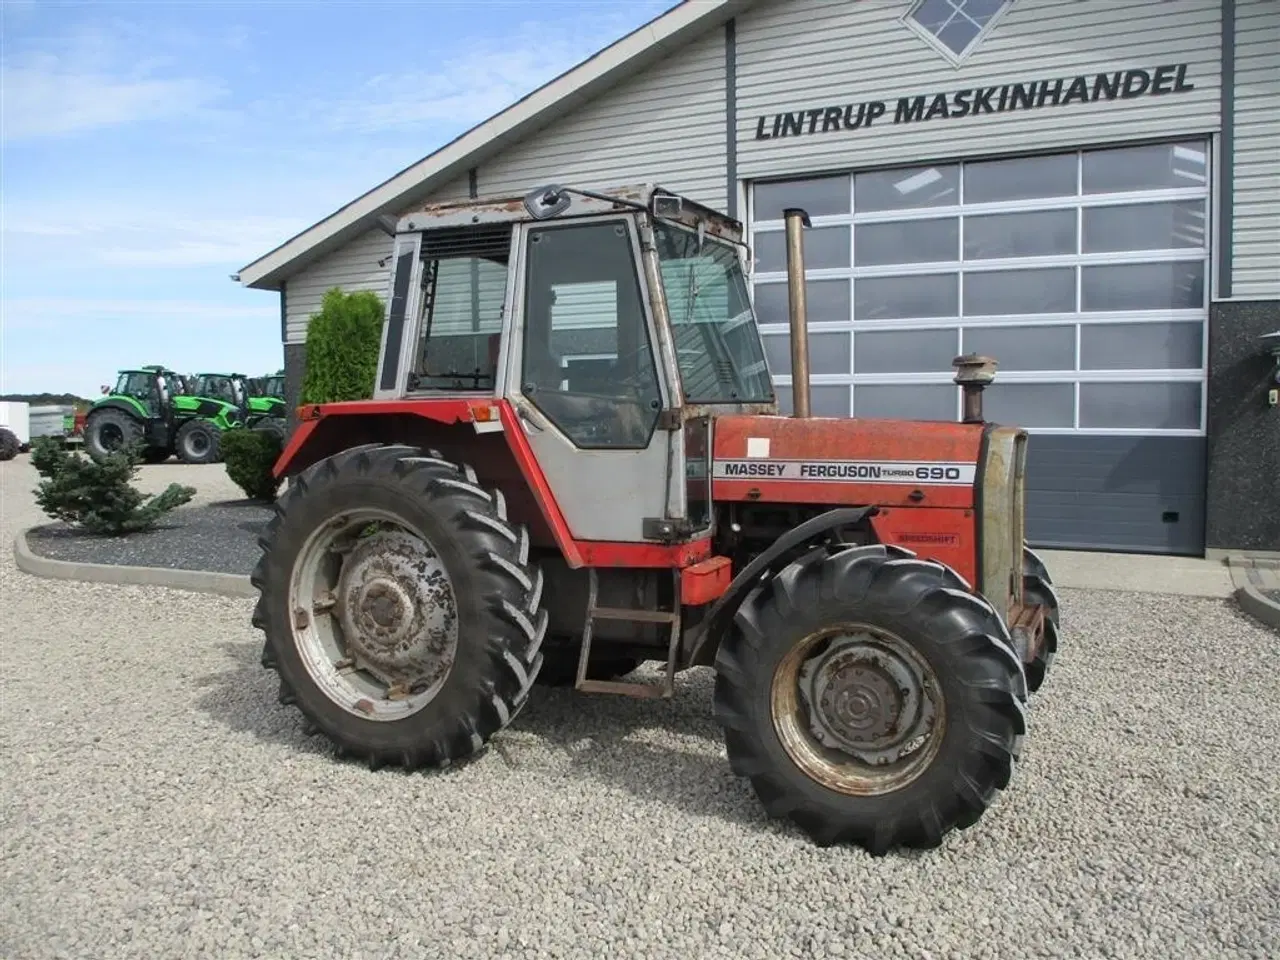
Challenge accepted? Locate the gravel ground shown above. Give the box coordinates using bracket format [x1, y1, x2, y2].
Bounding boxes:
[2, 452, 1278, 960]
[25, 500, 272, 574]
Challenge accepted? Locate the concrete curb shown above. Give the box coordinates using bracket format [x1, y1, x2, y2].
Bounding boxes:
[1234, 584, 1280, 631]
[13, 525, 256, 599]
[1224, 556, 1280, 632]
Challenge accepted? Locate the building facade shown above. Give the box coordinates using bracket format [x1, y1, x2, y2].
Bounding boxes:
[237, 0, 1280, 557]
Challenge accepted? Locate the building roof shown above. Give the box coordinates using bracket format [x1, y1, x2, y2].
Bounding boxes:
[234, 0, 756, 291]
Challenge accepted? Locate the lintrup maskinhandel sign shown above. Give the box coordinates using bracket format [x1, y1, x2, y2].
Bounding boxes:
[752, 63, 1194, 140]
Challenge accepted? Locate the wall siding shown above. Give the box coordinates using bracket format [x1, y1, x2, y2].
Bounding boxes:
[474, 28, 727, 208]
[283, 173, 472, 343]
[1232, 0, 1280, 298]
[735, 0, 1222, 181]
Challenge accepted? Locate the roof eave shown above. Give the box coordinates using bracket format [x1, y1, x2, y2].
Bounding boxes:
[236, 0, 755, 291]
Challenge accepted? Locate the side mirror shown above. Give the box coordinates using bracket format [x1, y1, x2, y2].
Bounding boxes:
[652, 194, 683, 218]
[523, 184, 571, 220]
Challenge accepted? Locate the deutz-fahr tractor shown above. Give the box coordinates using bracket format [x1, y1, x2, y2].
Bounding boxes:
[191, 372, 289, 440]
[251, 184, 1061, 853]
[85, 365, 243, 464]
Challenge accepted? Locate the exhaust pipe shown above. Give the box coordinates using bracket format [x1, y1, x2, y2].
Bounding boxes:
[953, 354, 998, 423]
[783, 207, 811, 418]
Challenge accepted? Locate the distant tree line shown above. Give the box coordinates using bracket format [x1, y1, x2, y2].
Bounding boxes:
[0, 393, 92, 407]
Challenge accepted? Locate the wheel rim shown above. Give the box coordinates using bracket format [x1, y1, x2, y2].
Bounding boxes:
[187, 432, 208, 456]
[99, 423, 124, 449]
[771, 624, 946, 797]
[288, 508, 459, 721]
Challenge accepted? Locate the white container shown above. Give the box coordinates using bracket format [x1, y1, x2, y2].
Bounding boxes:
[29, 405, 72, 439]
[0, 401, 31, 446]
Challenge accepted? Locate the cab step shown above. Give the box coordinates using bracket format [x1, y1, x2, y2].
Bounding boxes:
[576, 568, 682, 699]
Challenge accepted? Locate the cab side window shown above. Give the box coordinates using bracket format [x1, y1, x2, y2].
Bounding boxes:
[520, 221, 662, 449]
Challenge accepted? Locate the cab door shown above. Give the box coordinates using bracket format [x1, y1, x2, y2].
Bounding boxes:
[502, 215, 686, 544]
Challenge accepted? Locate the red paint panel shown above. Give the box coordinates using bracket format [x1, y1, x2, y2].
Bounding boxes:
[870, 508, 978, 588]
[711, 414, 983, 509]
[296, 398, 476, 424]
[273, 418, 320, 478]
[578, 539, 714, 569]
[680, 555, 734, 606]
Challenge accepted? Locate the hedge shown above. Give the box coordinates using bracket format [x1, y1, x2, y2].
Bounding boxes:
[300, 288, 385, 405]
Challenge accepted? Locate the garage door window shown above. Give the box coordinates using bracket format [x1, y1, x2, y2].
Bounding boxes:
[748, 140, 1210, 434]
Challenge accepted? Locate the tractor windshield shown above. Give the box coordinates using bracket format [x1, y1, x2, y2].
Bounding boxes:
[115, 372, 153, 397]
[653, 222, 774, 405]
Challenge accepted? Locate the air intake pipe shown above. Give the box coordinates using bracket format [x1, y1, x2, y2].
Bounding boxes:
[953, 354, 998, 423]
[783, 207, 811, 418]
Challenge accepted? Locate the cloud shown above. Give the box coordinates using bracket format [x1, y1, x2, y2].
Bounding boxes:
[3, 210, 311, 269]
[295, 7, 672, 137]
[0, 24, 226, 142]
[1, 297, 277, 333]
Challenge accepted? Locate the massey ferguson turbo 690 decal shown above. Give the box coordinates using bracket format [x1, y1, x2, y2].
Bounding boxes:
[712, 459, 977, 486]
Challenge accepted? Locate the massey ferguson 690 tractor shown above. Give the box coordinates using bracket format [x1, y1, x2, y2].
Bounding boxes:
[252, 183, 1061, 853]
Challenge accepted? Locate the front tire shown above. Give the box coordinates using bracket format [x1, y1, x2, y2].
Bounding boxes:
[176, 419, 221, 464]
[713, 544, 1027, 854]
[251, 444, 547, 769]
[1021, 546, 1060, 694]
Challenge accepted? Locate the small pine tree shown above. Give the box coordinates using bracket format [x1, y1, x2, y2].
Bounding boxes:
[300, 287, 385, 404]
[30, 437, 195, 535]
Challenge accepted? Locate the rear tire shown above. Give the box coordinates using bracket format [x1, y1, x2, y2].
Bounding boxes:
[253, 417, 287, 443]
[713, 543, 1027, 854]
[1021, 546, 1060, 694]
[84, 408, 143, 463]
[251, 444, 547, 769]
[0, 427, 18, 462]
[176, 419, 221, 464]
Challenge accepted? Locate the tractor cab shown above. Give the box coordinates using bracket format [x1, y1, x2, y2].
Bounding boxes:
[191, 373, 247, 409]
[109, 366, 181, 419]
[373, 184, 777, 544]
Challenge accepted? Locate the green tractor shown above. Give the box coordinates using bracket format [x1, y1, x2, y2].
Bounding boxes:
[84, 366, 244, 465]
[190, 371, 288, 441]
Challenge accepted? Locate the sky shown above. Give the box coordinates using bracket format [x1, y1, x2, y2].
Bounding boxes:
[1, 0, 675, 398]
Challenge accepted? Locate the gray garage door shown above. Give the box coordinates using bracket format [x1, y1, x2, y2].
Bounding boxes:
[748, 139, 1210, 555]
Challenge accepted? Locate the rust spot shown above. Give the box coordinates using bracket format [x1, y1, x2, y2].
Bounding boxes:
[354, 698, 375, 715]
[293, 607, 310, 630]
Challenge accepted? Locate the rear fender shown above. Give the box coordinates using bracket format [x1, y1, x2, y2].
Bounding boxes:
[274, 399, 710, 571]
[88, 397, 147, 421]
[274, 402, 559, 548]
[682, 506, 877, 669]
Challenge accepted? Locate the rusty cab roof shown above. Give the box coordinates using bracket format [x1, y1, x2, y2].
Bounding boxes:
[396, 183, 744, 245]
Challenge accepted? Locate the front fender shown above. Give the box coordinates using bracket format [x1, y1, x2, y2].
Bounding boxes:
[682, 506, 877, 669]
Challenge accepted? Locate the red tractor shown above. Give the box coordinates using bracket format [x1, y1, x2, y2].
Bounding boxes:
[253, 184, 1060, 854]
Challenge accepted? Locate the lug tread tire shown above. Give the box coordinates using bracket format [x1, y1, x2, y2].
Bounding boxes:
[1021, 546, 1061, 694]
[84, 408, 143, 464]
[713, 543, 1026, 855]
[175, 419, 221, 465]
[252, 443, 546, 771]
